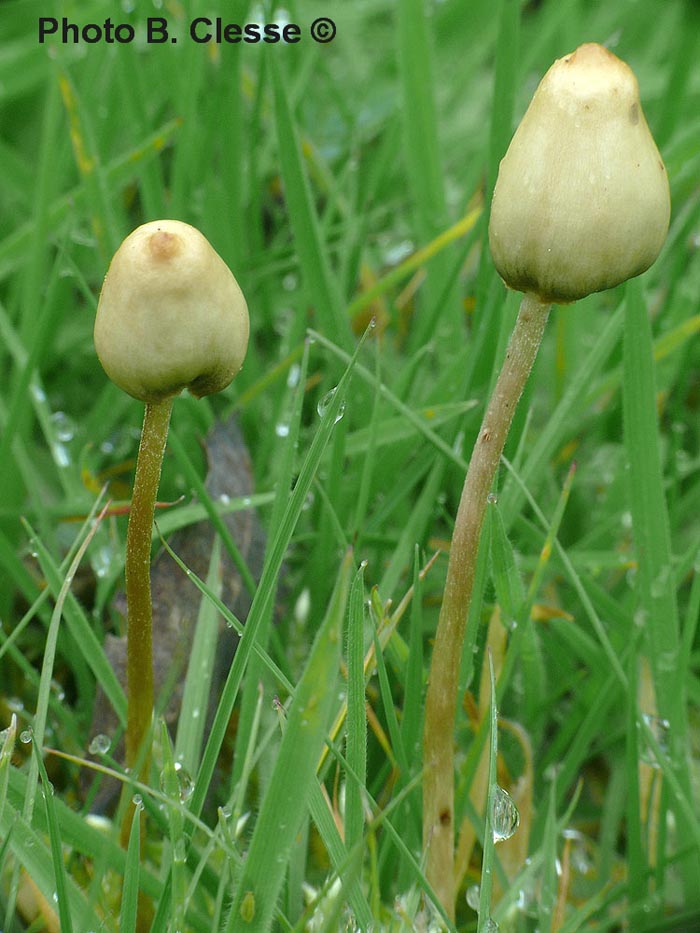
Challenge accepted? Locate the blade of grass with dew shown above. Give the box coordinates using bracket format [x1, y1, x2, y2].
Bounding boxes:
[120, 802, 142, 933]
[270, 55, 350, 349]
[32, 740, 73, 933]
[477, 652, 498, 932]
[345, 562, 368, 856]
[175, 537, 223, 776]
[625, 645, 647, 912]
[622, 277, 697, 893]
[160, 720, 187, 933]
[190, 331, 365, 822]
[225, 549, 353, 932]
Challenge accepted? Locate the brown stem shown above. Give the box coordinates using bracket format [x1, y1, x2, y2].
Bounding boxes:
[422, 293, 551, 917]
[120, 396, 173, 849]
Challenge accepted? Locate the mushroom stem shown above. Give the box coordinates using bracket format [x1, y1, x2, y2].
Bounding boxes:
[121, 395, 173, 846]
[422, 293, 551, 917]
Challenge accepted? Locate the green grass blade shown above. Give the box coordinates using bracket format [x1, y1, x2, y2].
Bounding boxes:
[33, 741, 74, 933]
[538, 779, 558, 931]
[120, 802, 142, 933]
[175, 537, 223, 776]
[160, 720, 187, 933]
[225, 549, 353, 932]
[345, 562, 367, 854]
[477, 652, 498, 931]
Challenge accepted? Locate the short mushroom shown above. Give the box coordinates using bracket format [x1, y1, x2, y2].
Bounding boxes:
[94, 219, 249, 844]
[422, 43, 670, 918]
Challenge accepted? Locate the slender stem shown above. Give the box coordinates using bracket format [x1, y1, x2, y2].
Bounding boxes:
[422, 294, 551, 917]
[120, 396, 173, 848]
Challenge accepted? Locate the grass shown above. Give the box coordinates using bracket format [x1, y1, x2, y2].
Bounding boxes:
[1, 0, 700, 930]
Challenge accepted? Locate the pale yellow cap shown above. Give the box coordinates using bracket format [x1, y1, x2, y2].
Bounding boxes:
[94, 220, 249, 402]
[489, 43, 670, 303]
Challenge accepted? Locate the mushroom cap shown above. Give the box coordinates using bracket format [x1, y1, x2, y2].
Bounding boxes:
[94, 220, 249, 402]
[488, 43, 670, 303]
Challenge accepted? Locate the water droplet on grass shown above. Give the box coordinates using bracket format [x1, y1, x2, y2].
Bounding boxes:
[275, 422, 290, 437]
[20, 730, 32, 744]
[487, 492, 498, 504]
[50, 411, 76, 442]
[466, 884, 480, 910]
[173, 838, 187, 863]
[89, 734, 112, 755]
[93, 545, 113, 579]
[317, 387, 345, 423]
[491, 785, 520, 842]
[640, 713, 670, 768]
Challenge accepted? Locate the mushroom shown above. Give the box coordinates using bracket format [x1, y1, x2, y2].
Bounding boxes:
[94, 220, 249, 842]
[422, 43, 670, 918]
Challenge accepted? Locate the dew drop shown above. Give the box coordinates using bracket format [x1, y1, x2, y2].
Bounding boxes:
[466, 883, 480, 910]
[640, 713, 671, 768]
[491, 785, 520, 842]
[89, 733, 112, 755]
[484, 919, 499, 932]
[53, 443, 71, 468]
[275, 422, 290, 438]
[50, 411, 76, 443]
[161, 761, 195, 801]
[20, 730, 33, 744]
[287, 363, 301, 388]
[562, 828, 594, 876]
[173, 838, 187, 863]
[219, 493, 231, 506]
[93, 545, 113, 579]
[486, 492, 498, 504]
[317, 387, 346, 424]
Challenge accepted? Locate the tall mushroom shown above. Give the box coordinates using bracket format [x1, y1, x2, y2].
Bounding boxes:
[94, 220, 249, 844]
[422, 43, 670, 918]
